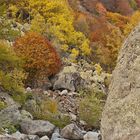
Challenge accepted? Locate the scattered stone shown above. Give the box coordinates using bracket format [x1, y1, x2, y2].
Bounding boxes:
[28, 135, 40, 140]
[23, 23, 30, 31]
[40, 136, 49, 140]
[51, 128, 68, 140]
[20, 120, 55, 137]
[68, 92, 78, 96]
[12, 131, 28, 140]
[0, 135, 18, 140]
[26, 87, 32, 93]
[80, 120, 87, 126]
[43, 91, 49, 95]
[61, 124, 83, 140]
[84, 131, 99, 140]
[62, 65, 77, 73]
[60, 90, 68, 96]
[69, 113, 77, 121]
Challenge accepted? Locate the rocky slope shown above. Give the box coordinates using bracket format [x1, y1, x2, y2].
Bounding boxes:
[101, 24, 140, 139]
[0, 60, 109, 140]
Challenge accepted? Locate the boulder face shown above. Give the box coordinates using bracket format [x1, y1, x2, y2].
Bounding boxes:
[101, 25, 140, 140]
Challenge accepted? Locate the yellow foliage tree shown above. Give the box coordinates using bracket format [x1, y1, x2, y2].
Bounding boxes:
[106, 12, 129, 30]
[9, 0, 91, 61]
[124, 11, 140, 36]
[30, 14, 46, 34]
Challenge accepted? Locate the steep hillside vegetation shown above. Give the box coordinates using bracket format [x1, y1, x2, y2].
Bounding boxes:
[0, 1, 140, 139]
[68, 0, 140, 71]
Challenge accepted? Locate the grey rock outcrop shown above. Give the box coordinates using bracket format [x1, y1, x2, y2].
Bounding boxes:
[20, 120, 55, 137]
[52, 61, 110, 94]
[51, 128, 68, 140]
[12, 131, 28, 140]
[0, 105, 21, 126]
[101, 24, 140, 140]
[0, 93, 33, 128]
[61, 124, 83, 140]
[53, 71, 84, 92]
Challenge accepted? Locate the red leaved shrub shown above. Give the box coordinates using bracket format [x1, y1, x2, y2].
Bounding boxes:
[14, 32, 61, 88]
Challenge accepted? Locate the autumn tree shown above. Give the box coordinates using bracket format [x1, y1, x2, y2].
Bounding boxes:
[129, 0, 138, 10]
[136, 0, 140, 7]
[30, 14, 46, 34]
[8, 0, 91, 61]
[116, 0, 133, 15]
[14, 32, 61, 88]
[74, 13, 89, 36]
[106, 12, 129, 31]
[123, 11, 140, 36]
[91, 19, 124, 71]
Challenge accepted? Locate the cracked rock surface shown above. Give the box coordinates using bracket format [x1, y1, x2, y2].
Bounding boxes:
[101, 24, 140, 140]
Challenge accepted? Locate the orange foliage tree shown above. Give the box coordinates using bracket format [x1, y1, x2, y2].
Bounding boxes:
[14, 32, 61, 88]
[106, 12, 130, 31]
[90, 18, 124, 71]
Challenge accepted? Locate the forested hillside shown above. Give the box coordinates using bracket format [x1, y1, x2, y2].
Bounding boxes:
[0, 0, 140, 140]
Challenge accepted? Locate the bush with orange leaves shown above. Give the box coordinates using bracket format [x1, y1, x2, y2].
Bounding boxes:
[14, 32, 61, 88]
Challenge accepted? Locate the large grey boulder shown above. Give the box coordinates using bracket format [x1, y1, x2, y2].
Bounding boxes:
[0, 92, 32, 128]
[20, 120, 55, 137]
[53, 72, 84, 92]
[61, 124, 83, 140]
[101, 24, 140, 140]
[0, 105, 21, 126]
[52, 64, 85, 92]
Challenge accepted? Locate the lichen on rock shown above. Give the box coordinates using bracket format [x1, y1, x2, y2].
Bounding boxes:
[101, 23, 140, 140]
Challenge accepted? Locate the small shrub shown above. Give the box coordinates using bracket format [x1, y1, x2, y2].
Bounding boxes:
[129, 0, 138, 10]
[0, 127, 5, 134]
[94, 63, 102, 76]
[124, 11, 140, 36]
[0, 18, 20, 41]
[14, 32, 61, 88]
[0, 41, 25, 97]
[2, 123, 17, 134]
[30, 14, 46, 34]
[26, 98, 71, 128]
[78, 90, 105, 128]
[79, 95, 102, 128]
[43, 113, 71, 128]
